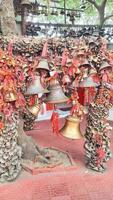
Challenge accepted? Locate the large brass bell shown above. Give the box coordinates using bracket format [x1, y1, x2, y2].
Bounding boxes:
[45, 77, 68, 104]
[60, 115, 83, 139]
[4, 90, 17, 102]
[27, 98, 40, 116]
[37, 59, 50, 71]
[25, 75, 49, 95]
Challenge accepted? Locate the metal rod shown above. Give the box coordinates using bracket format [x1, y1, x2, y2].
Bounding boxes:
[64, 0, 66, 24]
[32, 3, 83, 12]
[21, 7, 27, 35]
[24, 22, 113, 28]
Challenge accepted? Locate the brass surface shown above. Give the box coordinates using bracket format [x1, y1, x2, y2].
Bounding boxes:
[37, 59, 50, 71]
[45, 78, 68, 104]
[21, 0, 31, 6]
[27, 99, 40, 116]
[26, 75, 49, 95]
[60, 116, 83, 139]
[4, 91, 17, 102]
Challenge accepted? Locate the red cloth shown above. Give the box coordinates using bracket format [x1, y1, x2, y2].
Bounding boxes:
[77, 88, 85, 105]
[51, 110, 59, 135]
[46, 103, 54, 111]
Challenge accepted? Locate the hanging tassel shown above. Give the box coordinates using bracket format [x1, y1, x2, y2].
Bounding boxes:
[8, 42, 13, 56]
[41, 41, 48, 58]
[51, 105, 59, 135]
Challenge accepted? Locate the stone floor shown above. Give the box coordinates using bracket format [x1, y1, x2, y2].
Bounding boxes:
[0, 117, 113, 200]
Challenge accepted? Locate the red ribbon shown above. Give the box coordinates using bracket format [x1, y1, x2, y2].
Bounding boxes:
[51, 107, 59, 135]
[8, 42, 13, 56]
[28, 95, 37, 106]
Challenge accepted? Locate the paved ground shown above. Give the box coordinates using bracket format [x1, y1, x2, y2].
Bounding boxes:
[0, 118, 113, 200]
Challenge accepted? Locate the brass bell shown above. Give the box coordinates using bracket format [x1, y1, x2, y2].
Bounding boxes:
[62, 74, 71, 85]
[82, 69, 88, 79]
[37, 59, 50, 71]
[89, 37, 97, 45]
[77, 50, 85, 57]
[89, 67, 97, 75]
[99, 61, 111, 71]
[4, 90, 17, 102]
[27, 98, 40, 116]
[66, 58, 72, 66]
[26, 75, 49, 95]
[79, 59, 91, 68]
[45, 78, 68, 104]
[60, 115, 83, 139]
[21, 0, 31, 8]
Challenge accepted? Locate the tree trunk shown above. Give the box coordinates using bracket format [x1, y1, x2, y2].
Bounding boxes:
[0, 0, 17, 35]
[0, 0, 42, 163]
[17, 118, 51, 163]
[0, 0, 66, 171]
[98, 7, 105, 28]
[87, 0, 108, 28]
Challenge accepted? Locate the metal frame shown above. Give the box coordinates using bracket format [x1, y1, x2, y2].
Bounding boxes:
[25, 22, 113, 28]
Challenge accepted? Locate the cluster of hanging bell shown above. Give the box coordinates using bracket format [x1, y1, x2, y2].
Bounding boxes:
[25, 43, 50, 116]
[25, 41, 84, 139]
[45, 74, 83, 139]
[22, 69, 47, 130]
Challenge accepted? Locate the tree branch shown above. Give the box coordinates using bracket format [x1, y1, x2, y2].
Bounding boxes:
[103, 14, 113, 22]
[101, 0, 107, 8]
[86, 0, 99, 10]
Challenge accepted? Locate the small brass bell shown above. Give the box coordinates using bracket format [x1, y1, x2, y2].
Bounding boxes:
[99, 61, 111, 71]
[37, 59, 50, 71]
[26, 75, 49, 95]
[27, 98, 40, 116]
[45, 78, 68, 104]
[4, 90, 17, 102]
[89, 67, 97, 75]
[21, 0, 31, 8]
[66, 58, 72, 66]
[79, 59, 91, 68]
[60, 115, 83, 139]
[77, 50, 85, 57]
[62, 74, 71, 85]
